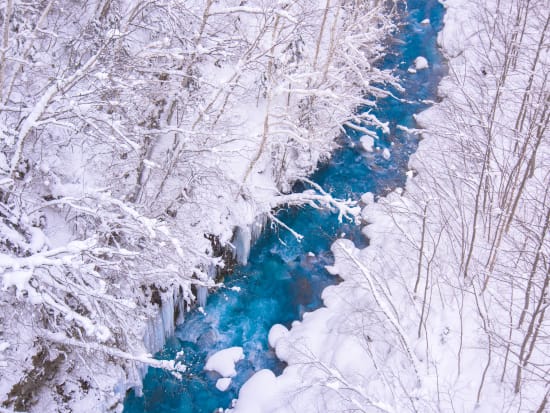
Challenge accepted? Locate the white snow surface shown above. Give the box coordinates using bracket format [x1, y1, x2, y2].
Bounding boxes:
[215, 377, 232, 392]
[414, 56, 429, 70]
[360, 135, 375, 152]
[230, 370, 281, 413]
[204, 346, 244, 378]
[268, 324, 289, 348]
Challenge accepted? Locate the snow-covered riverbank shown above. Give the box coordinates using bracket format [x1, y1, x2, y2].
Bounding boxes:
[0, 1, 397, 411]
[229, 0, 548, 411]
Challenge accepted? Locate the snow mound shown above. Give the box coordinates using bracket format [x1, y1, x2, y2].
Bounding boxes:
[268, 324, 289, 348]
[414, 56, 429, 70]
[360, 135, 374, 152]
[204, 346, 244, 377]
[229, 369, 280, 413]
[215, 377, 232, 391]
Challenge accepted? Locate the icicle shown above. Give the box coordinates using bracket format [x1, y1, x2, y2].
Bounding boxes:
[143, 303, 168, 355]
[174, 287, 185, 325]
[250, 214, 268, 245]
[233, 226, 251, 265]
[175, 296, 185, 325]
[150, 314, 164, 354]
[161, 293, 175, 339]
[197, 285, 208, 308]
[207, 262, 217, 279]
[121, 362, 146, 397]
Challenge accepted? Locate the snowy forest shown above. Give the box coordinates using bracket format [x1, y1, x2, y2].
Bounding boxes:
[0, 0, 548, 412]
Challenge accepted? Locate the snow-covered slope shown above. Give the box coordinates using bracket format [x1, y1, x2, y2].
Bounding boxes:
[0, 0, 396, 411]
[230, 0, 549, 411]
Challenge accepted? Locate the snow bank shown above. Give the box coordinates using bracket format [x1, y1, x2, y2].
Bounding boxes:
[231, 0, 549, 412]
[268, 324, 289, 348]
[229, 370, 280, 413]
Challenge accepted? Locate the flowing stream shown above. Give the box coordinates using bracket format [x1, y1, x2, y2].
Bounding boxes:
[124, 1, 445, 411]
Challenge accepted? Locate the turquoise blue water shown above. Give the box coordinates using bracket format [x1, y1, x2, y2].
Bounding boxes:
[124, 1, 445, 412]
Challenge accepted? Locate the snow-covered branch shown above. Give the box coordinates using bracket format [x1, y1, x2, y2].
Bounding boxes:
[42, 331, 186, 373]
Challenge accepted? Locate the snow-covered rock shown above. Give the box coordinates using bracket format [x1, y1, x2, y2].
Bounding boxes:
[204, 347, 244, 378]
[268, 324, 289, 348]
[360, 135, 375, 152]
[414, 56, 429, 70]
[215, 377, 232, 392]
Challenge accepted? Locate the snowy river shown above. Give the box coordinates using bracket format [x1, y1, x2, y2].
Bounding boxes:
[124, 1, 445, 411]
